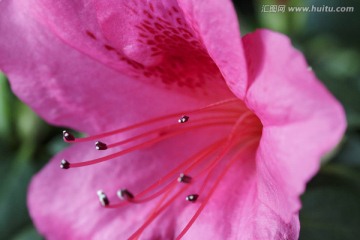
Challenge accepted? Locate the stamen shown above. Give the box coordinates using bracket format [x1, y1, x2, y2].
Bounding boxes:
[97, 190, 109, 207]
[95, 141, 108, 150]
[186, 194, 199, 202]
[178, 115, 189, 123]
[117, 189, 134, 200]
[145, 187, 174, 223]
[128, 186, 189, 240]
[126, 134, 246, 238]
[128, 137, 257, 239]
[127, 182, 176, 204]
[106, 139, 225, 209]
[106, 116, 237, 149]
[192, 114, 258, 199]
[62, 130, 75, 141]
[58, 98, 263, 239]
[177, 173, 192, 183]
[66, 121, 233, 168]
[175, 140, 260, 240]
[63, 98, 241, 143]
[60, 159, 70, 169]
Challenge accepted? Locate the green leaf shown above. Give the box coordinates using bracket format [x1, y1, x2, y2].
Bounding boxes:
[300, 188, 360, 240]
[0, 158, 37, 239]
[12, 226, 42, 240]
[332, 134, 360, 166]
[0, 73, 13, 141]
[306, 0, 360, 47]
[300, 165, 360, 240]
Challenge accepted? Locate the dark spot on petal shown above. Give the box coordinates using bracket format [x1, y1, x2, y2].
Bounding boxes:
[104, 44, 116, 51]
[172, 6, 179, 13]
[149, 3, 154, 12]
[176, 18, 183, 25]
[86, 31, 97, 40]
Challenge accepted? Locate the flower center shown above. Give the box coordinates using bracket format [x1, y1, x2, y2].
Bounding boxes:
[60, 98, 262, 239]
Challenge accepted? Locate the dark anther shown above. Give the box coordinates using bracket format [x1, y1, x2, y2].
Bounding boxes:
[95, 141, 108, 150]
[60, 159, 70, 169]
[178, 115, 189, 123]
[186, 194, 199, 202]
[62, 130, 75, 141]
[177, 173, 192, 183]
[117, 189, 134, 200]
[97, 190, 109, 207]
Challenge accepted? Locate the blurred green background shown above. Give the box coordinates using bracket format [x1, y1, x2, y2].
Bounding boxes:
[0, 0, 359, 239]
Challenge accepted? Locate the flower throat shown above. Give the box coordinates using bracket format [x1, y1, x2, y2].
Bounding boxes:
[60, 98, 262, 239]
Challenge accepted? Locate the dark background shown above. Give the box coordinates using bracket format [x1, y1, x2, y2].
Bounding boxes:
[0, 0, 359, 239]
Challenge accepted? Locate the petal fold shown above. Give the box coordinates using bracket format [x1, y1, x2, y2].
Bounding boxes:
[177, 0, 248, 98]
[243, 29, 346, 221]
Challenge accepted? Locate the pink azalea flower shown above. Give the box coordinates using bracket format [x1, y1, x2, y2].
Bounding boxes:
[0, 0, 345, 239]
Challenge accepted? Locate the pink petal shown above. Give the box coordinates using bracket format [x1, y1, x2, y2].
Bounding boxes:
[176, 148, 259, 239]
[24, 0, 236, 97]
[177, 0, 248, 98]
[236, 199, 300, 240]
[243, 30, 346, 221]
[0, 0, 233, 133]
[180, 146, 299, 239]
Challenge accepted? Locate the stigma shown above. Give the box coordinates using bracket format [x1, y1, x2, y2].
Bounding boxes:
[59, 98, 262, 239]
